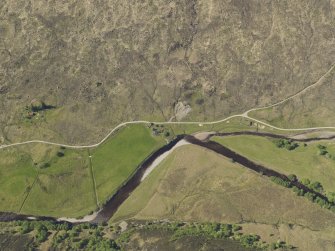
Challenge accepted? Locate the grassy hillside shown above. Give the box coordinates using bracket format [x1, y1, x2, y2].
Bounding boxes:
[1, 0, 335, 144]
[249, 66, 335, 128]
[213, 135, 335, 193]
[112, 144, 335, 251]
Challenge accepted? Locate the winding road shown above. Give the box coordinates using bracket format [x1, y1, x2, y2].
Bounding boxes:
[0, 63, 334, 150]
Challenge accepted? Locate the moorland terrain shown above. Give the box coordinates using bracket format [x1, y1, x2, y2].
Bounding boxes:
[1, 0, 335, 145]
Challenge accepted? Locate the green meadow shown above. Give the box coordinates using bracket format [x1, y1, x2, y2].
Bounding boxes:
[213, 135, 335, 192]
[0, 124, 166, 218]
[91, 124, 166, 206]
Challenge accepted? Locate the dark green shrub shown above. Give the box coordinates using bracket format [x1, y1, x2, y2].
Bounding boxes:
[318, 149, 328, 156]
[57, 151, 65, 157]
[292, 186, 304, 196]
[270, 176, 291, 187]
[301, 178, 311, 186]
[239, 234, 260, 248]
[309, 181, 323, 193]
[304, 192, 315, 202]
[287, 174, 297, 182]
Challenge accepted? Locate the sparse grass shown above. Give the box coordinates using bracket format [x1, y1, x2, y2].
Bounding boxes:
[111, 150, 174, 222]
[91, 124, 166, 206]
[249, 68, 335, 129]
[112, 144, 335, 250]
[112, 145, 335, 232]
[213, 135, 335, 192]
[240, 223, 335, 251]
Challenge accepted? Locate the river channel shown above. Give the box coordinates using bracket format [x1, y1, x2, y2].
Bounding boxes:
[0, 131, 333, 224]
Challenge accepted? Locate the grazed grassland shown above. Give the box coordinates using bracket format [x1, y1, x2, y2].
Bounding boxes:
[213, 135, 335, 192]
[0, 124, 166, 218]
[112, 145, 335, 250]
[89, 124, 166, 206]
[20, 148, 97, 218]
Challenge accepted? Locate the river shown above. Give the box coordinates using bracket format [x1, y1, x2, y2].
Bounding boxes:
[0, 131, 333, 224]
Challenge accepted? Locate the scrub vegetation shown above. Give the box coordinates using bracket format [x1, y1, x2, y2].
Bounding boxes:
[250, 65, 335, 128]
[1, 0, 335, 145]
[0, 219, 294, 251]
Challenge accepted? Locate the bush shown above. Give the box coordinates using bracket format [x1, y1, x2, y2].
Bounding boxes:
[232, 224, 242, 232]
[52, 232, 69, 246]
[270, 177, 291, 187]
[274, 139, 286, 148]
[20, 222, 33, 234]
[273, 139, 299, 150]
[314, 196, 329, 208]
[301, 178, 311, 186]
[38, 162, 50, 169]
[239, 234, 260, 248]
[286, 142, 299, 151]
[327, 192, 335, 203]
[35, 225, 48, 243]
[292, 186, 304, 196]
[318, 149, 328, 156]
[57, 151, 65, 157]
[308, 181, 323, 193]
[287, 174, 297, 182]
[55, 222, 70, 231]
[195, 98, 204, 105]
[325, 153, 333, 159]
[304, 192, 315, 202]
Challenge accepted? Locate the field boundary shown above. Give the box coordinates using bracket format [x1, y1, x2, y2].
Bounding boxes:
[18, 172, 39, 213]
[88, 149, 99, 208]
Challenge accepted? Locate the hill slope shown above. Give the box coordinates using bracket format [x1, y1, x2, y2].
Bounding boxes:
[1, 0, 335, 143]
[113, 145, 335, 251]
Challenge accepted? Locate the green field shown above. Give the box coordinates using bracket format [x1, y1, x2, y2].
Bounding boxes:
[213, 135, 335, 193]
[90, 124, 166, 206]
[0, 144, 97, 218]
[0, 124, 167, 218]
[0, 148, 37, 212]
[20, 148, 97, 218]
